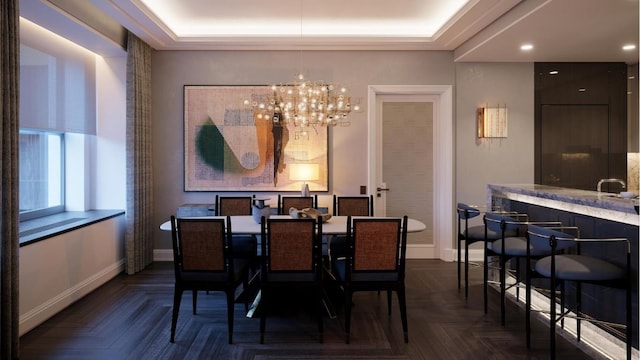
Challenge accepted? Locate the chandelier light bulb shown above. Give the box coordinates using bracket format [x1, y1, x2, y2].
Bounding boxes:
[245, 74, 354, 133]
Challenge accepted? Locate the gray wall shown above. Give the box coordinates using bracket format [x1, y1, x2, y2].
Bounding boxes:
[151, 50, 457, 250]
[455, 62, 535, 221]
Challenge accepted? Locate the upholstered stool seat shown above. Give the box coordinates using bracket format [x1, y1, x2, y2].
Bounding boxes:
[490, 237, 549, 257]
[535, 254, 626, 281]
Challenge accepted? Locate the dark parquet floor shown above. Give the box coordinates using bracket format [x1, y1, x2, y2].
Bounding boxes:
[20, 260, 605, 360]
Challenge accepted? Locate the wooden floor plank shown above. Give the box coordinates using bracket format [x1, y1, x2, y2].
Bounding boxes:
[20, 260, 603, 359]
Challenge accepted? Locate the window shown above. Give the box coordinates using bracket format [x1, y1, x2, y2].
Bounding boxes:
[19, 131, 64, 220]
[19, 18, 97, 221]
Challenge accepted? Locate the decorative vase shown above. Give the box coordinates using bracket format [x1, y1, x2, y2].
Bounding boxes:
[252, 198, 271, 223]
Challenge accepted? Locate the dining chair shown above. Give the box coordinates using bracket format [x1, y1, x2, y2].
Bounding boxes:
[483, 212, 561, 326]
[277, 194, 316, 215]
[525, 224, 631, 360]
[329, 195, 373, 262]
[332, 215, 409, 344]
[169, 216, 250, 344]
[216, 195, 258, 268]
[456, 203, 503, 299]
[259, 216, 324, 343]
[333, 195, 374, 217]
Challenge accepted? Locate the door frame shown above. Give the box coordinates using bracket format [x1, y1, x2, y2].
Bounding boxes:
[367, 85, 454, 261]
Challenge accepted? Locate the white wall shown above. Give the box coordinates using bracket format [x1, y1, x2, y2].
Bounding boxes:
[150, 50, 456, 251]
[19, 215, 126, 336]
[455, 62, 535, 230]
[94, 55, 127, 210]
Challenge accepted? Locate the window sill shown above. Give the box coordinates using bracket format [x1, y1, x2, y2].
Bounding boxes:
[19, 209, 125, 247]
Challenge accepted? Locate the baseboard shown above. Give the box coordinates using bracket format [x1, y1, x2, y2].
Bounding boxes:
[406, 244, 435, 259]
[154, 249, 173, 261]
[19, 259, 125, 336]
[455, 249, 485, 262]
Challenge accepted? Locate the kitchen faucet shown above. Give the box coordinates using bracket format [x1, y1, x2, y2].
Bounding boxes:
[596, 178, 626, 192]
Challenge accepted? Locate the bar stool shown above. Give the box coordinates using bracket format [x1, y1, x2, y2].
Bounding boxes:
[525, 224, 631, 360]
[483, 212, 561, 325]
[456, 203, 501, 299]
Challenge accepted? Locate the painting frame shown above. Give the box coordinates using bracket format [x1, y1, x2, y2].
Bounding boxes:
[183, 85, 329, 192]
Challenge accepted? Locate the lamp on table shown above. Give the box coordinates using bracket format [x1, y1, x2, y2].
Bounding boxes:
[290, 163, 320, 197]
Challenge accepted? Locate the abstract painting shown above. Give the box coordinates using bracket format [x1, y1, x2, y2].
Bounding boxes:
[183, 85, 328, 192]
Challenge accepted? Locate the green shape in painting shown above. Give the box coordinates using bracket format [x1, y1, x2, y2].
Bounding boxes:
[195, 118, 242, 172]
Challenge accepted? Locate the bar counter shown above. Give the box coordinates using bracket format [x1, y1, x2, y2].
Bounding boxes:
[487, 183, 638, 355]
[488, 184, 638, 226]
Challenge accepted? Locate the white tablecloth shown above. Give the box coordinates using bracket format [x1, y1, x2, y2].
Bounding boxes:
[159, 215, 426, 235]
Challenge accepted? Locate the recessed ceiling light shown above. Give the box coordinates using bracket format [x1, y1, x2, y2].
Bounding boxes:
[622, 44, 636, 51]
[578, 88, 587, 92]
[549, 70, 559, 75]
[520, 44, 534, 51]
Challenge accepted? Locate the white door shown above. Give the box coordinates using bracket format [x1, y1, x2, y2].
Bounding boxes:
[367, 85, 454, 260]
[376, 96, 435, 255]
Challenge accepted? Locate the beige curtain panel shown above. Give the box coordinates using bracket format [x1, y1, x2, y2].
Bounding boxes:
[125, 32, 154, 275]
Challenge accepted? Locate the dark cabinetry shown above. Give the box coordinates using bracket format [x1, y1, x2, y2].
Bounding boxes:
[534, 63, 627, 191]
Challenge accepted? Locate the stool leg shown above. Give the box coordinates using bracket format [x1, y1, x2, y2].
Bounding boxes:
[525, 255, 532, 349]
[483, 242, 489, 314]
[626, 268, 632, 360]
[457, 234, 462, 292]
[464, 240, 470, 298]
[550, 275, 557, 360]
[575, 282, 581, 341]
[500, 255, 506, 326]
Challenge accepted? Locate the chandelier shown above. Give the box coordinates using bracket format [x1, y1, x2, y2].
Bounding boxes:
[244, 73, 358, 130]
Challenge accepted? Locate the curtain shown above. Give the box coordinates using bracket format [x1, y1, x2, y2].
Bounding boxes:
[0, 0, 20, 358]
[125, 32, 154, 274]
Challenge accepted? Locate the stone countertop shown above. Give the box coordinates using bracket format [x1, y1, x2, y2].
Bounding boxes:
[488, 184, 639, 225]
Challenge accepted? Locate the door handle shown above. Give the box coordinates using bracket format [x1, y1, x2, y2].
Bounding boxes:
[376, 187, 390, 192]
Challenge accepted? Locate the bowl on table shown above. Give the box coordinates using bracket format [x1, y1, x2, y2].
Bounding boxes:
[619, 191, 636, 199]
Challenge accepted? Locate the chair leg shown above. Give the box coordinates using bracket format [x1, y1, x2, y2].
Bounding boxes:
[260, 288, 267, 344]
[397, 287, 409, 343]
[192, 290, 198, 315]
[317, 286, 324, 343]
[170, 288, 183, 343]
[344, 289, 353, 344]
[387, 290, 392, 316]
[226, 290, 235, 344]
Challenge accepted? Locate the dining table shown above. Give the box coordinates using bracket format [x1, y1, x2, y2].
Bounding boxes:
[160, 214, 427, 318]
[159, 215, 427, 234]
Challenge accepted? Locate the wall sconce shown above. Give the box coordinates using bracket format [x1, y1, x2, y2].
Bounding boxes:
[289, 163, 320, 196]
[477, 105, 508, 138]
